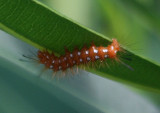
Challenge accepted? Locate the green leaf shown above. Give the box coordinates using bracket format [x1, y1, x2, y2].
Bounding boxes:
[0, 0, 109, 54]
[0, 0, 160, 93]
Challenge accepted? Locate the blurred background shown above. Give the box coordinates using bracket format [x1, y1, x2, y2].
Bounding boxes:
[0, 0, 160, 113]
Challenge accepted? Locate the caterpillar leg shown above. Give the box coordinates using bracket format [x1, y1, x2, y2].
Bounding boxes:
[70, 67, 75, 75]
[105, 61, 110, 69]
[61, 71, 66, 77]
[76, 65, 79, 74]
[52, 71, 56, 79]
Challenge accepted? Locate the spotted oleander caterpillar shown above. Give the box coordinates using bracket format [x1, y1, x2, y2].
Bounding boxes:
[23, 38, 133, 75]
[37, 39, 123, 71]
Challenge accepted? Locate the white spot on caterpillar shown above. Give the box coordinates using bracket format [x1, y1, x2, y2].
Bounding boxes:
[46, 55, 49, 59]
[87, 57, 90, 61]
[50, 65, 53, 69]
[103, 49, 108, 53]
[115, 50, 117, 53]
[64, 57, 67, 60]
[59, 60, 61, 63]
[52, 60, 54, 63]
[111, 46, 114, 50]
[59, 66, 62, 69]
[80, 59, 83, 62]
[104, 55, 108, 58]
[95, 55, 99, 59]
[78, 52, 81, 55]
[70, 54, 73, 57]
[85, 50, 89, 54]
[93, 49, 98, 53]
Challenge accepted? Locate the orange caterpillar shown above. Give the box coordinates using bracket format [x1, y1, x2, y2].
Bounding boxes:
[37, 39, 122, 72]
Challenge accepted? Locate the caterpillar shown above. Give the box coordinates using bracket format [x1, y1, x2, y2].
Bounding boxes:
[38, 39, 121, 71]
[23, 38, 133, 75]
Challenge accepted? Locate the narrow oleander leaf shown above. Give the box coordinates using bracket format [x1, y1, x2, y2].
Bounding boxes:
[0, 0, 160, 93]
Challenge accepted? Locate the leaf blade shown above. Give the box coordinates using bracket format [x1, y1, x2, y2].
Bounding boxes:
[0, 0, 160, 92]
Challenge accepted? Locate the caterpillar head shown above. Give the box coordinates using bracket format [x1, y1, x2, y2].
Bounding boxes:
[107, 39, 120, 58]
[111, 39, 120, 51]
